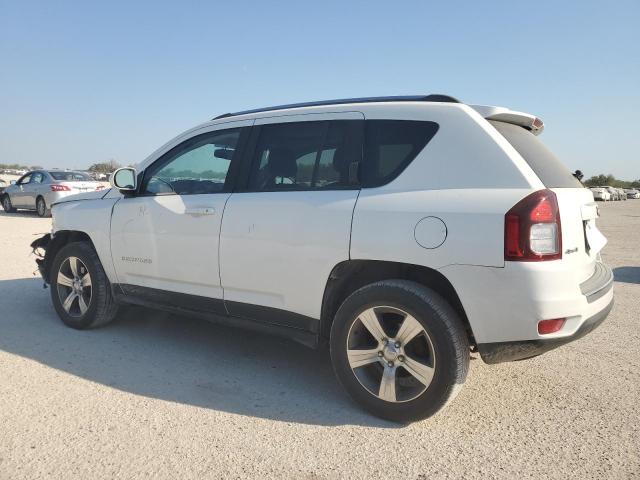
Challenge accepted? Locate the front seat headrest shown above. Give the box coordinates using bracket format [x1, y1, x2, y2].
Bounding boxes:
[267, 147, 297, 178]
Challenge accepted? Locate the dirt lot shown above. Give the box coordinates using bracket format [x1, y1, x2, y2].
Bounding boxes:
[0, 200, 638, 479]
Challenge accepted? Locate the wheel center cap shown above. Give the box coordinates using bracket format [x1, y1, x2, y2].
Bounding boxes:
[383, 343, 399, 362]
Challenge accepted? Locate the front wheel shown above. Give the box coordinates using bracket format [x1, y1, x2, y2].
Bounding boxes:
[50, 241, 119, 329]
[2, 195, 16, 213]
[330, 280, 469, 423]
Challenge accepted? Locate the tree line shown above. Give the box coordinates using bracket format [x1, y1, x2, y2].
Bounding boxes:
[583, 174, 640, 189]
[0, 160, 123, 174]
[0, 163, 43, 170]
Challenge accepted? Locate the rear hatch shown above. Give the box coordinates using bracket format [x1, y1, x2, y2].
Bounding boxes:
[490, 120, 605, 283]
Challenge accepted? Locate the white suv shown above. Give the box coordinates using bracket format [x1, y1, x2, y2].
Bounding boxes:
[32, 95, 614, 422]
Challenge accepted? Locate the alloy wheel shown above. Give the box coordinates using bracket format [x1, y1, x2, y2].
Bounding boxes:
[56, 256, 92, 317]
[346, 306, 436, 403]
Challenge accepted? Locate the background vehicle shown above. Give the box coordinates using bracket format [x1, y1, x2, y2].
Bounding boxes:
[590, 187, 611, 201]
[625, 189, 640, 199]
[618, 188, 627, 200]
[603, 186, 620, 200]
[32, 95, 613, 422]
[2, 170, 105, 217]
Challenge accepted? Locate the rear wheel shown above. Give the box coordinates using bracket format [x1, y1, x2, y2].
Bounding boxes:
[2, 195, 16, 213]
[36, 196, 50, 217]
[330, 280, 469, 423]
[50, 242, 119, 329]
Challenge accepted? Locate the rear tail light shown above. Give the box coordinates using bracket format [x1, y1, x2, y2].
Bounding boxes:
[50, 185, 71, 192]
[538, 318, 565, 335]
[505, 189, 561, 261]
[96, 185, 106, 190]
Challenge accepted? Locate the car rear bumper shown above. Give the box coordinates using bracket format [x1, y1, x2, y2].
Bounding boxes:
[45, 190, 80, 206]
[440, 260, 614, 362]
[477, 297, 613, 363]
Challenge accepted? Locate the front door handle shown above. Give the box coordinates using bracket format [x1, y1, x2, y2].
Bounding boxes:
[185, 207, 216, 216]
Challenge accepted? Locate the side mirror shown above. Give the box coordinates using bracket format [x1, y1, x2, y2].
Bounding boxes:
[10, 180, 16, 185]
[110, 167, 137, 192]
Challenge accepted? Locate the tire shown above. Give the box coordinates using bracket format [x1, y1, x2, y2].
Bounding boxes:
[330, 280, 469, 423]
[2, 195, 16, 213]
[36, 196, 51, 217]
[50, 241, 119, 329]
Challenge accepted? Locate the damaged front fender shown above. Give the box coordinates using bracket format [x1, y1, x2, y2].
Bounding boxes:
[30, 233, 51, 284]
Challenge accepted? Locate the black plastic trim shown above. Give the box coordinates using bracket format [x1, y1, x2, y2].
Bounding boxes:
[118, 283, 227, 316]
[225, 300, 319, 333]
[112, 284, 319, 348]
[477, 298, 613, 364]
[580, 262, 614, 304]
[212, 94, 460, 120]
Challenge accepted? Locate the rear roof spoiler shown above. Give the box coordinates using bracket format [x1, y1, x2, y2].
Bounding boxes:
[471, 104, 545, 135]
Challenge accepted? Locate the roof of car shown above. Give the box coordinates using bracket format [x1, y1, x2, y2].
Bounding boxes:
[212, 94, 461, 120]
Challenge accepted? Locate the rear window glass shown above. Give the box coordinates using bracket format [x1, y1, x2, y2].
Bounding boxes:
[248, 120, 361, 191]
[362, 120, 439, 187]
[49, 171, 93, 181]
[490, 121, 581, 188]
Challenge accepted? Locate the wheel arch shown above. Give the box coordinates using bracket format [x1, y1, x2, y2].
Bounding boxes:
[42, 230, 96, 283]
[320, 260, 475, 347]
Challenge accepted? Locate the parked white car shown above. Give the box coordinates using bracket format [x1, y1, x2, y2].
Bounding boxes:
[617, 188, 627, 201]
[31, 95, 614, 422]
[603, 186, 620, 200]
[590, 187, 611, 201]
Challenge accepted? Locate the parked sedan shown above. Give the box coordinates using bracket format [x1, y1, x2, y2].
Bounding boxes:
[625, 189, 640, 199]
[1, 170, 106, 217]
[590, 187, 611, 201]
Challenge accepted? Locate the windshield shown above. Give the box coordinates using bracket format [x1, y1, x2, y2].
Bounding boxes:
[490, 121, 582, 188]
[48, 171, 93, 181]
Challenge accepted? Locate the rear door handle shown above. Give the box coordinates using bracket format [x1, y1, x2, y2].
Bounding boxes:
[185, 207, 216, 216]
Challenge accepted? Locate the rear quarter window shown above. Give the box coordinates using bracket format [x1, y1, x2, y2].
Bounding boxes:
[490, 121, 582, 188]
[362, 120, 439, 188]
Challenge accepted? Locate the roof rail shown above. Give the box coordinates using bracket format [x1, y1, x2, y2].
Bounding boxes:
[212, 94, 460, 120]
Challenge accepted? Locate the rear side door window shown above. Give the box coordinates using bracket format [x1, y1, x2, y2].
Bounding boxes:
[361, 120, 439, 188]
[246, 120, 362, 191]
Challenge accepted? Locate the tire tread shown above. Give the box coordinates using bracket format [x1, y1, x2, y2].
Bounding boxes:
[50, 241, 118, 329]
[330, 279, 470, 422]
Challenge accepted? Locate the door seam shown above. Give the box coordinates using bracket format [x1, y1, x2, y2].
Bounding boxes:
[218, 193, 233, 315]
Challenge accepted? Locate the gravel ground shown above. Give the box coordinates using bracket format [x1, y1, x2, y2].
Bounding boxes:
[0, 200, 638, 479]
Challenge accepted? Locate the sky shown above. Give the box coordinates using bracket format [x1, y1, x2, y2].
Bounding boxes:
[1, 0, 639, 180]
